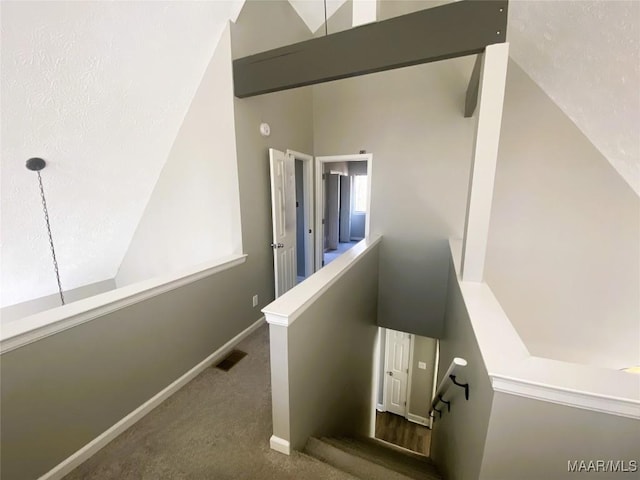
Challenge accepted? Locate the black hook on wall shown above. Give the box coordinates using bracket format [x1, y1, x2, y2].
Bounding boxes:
[438, 394, 451, 412]
[449, 374, 470, 401]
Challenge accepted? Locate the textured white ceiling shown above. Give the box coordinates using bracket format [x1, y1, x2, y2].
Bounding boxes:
[3, 0, 637, 308]
[1, 1, 244, 307]
[508, 0, 640, 195]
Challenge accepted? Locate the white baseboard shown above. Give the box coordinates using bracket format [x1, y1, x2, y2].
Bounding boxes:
[270, 435, 291, 455]
[376, 403, 385, 412]
[39, 317, 266, 480]
[407, 413, 429, 426]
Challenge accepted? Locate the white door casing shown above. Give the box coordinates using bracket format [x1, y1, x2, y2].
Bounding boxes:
[286, 150, 315, 278]
[269, 148, 296, 297]
[315, 153, 373, 271]
[384, 329, 411, 416]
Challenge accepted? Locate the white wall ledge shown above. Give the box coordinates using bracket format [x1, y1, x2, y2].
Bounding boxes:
[448, 238, 640, 420]
[0, 254, 247, 354]
[263, 236, 382, 327]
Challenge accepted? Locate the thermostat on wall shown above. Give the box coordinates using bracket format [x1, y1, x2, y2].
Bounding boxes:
[259, 123, 271, 137]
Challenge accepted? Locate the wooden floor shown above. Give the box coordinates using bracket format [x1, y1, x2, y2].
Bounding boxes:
[374, 411, 431, 456]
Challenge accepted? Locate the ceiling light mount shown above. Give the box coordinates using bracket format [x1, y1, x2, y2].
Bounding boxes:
[26, 156, 65, 306]
[26, 157, 46, 171]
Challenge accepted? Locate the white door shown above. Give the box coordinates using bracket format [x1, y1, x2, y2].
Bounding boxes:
[384, 329, 411, 416]
[269, 148, 297, 297]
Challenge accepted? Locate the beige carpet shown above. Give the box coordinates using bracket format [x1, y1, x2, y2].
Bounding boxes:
[64, 325, 355, 480]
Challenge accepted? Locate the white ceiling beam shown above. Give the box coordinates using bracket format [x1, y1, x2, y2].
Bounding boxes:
[352, 0, 377, 27]
[461, 42, 509, 282]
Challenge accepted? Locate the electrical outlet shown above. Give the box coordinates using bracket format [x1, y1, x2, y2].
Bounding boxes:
[252, 295, 258, 307]
[418, 361, 427, 370]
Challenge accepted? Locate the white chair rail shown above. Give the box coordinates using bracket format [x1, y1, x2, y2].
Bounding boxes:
[429, 357, 469, 420]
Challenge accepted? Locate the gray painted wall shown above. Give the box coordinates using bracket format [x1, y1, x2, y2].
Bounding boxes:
[287, 244, 380, 449]
[485, 60, 640, 370]
[0, 264, 261, 480]
[408, 334, 438, 418]
[0, 3, 315, 478]
[480, 393, 640, 480]
[232, 0, 314, 309]
[0, 279, 115, 324]
[432, 259, 640, 480]
[313, 50, 639, 361]
[430, 262, 495, 480]
[313, 57, 476, 338]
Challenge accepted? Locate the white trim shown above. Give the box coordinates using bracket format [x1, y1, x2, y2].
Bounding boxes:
[370, 327, 383, 437]
[376, 403, 386, 412]
[407, 413, 429, 426]
[491, 375, 640, 420]
[448, 238, 640, 420]
[315, 153, 373, 271]
[286, 150, 315, 277]
[264, 312, 289, 327]
[38, 317, 265, 480]
[262, 236, 381, 326]
[430, 340, 440, 429]
[461, 43, 509, 282]
[270, 435, 291, 455]
[2, 255, 247, 354]
[405, 334, 416, 417]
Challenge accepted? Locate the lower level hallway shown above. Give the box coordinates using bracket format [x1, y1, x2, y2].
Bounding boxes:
[375, 411, 432, 457]
[63, 325, 354, 480]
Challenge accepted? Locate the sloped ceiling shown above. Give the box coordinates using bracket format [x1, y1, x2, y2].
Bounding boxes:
[508, 0, 639, 195]
[0, 1, 244, 306]
[289, 0, 349, 33]
[292, 0, 639, 195]
[2, 0, 636, 308]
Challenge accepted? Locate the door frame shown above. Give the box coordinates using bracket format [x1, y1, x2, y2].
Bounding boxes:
[286, 150, 315, 278]
[315, 153, 373, 271]
[381, 328, 415, 417]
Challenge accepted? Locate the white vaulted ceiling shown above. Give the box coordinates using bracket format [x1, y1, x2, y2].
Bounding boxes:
[1, 0, 637, 308]
[1, 1, 244, 306]
[508, 0, 639, 195]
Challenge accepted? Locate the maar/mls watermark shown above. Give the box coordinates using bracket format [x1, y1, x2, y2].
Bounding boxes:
[568, 460, 638, 473]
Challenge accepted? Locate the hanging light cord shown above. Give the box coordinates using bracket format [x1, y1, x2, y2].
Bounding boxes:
[36, 171, 65, 306]
[324, 0, 328, 36]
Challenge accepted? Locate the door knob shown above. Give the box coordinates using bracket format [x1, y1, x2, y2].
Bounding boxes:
[270, 243, 284, 248]
[387, 371, 393, 376]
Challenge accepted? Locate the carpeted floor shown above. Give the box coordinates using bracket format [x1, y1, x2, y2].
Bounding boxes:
[324, 241, 359, 265]
[64, 325, 356, 480]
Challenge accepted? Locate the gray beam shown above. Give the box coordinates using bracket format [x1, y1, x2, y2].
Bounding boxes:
[233, 0, 508, 98]
[465, 54, 483, 118]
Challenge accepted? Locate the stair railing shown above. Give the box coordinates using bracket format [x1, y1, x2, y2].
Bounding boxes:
[428, 357, 469, 421]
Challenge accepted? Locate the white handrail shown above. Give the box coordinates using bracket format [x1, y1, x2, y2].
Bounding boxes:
[429, 357, 468, 418]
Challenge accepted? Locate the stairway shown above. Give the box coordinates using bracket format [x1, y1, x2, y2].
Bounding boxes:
[304, 436, 443, 480]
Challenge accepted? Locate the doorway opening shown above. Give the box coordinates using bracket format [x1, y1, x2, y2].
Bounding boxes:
[288, 150, 314, 284]
[268, 149, 314, 298]
[373, 327, 439, 457]
[315, 154, 372, 270]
